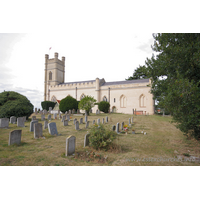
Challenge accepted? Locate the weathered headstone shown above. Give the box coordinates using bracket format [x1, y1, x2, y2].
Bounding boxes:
[44, 120, 48, 129]
[68, 110, 71, 115]
[39, 111, 43, 115]
[84, 132, 90, 147]
[80, 118, 83, 124]
[8, 130, 21, 146]
[75, 121, 80, 130]
[63, 120, 68, 126]
[48, 122, 58, 135]
[47, 114, 51, 120]
[85, 115, 88, 123]
[105, 116, 108, 123]
[66, 114, 70, 121]
[85, 121, 89, 128]
[129, 118, 131, 127]
[102, 118, 104, 124]
[49, 107, 52, 113]
[92, 120, 95, 124]
[0, 118, 9, 128]
[17, 117, 25, 127]
[97, 118, 100, 125]
[131, 117, 133, 123]
[72, 109, 75, 114]
[32, 116, 37, 121]
[66, 135, 76, 156]
[30, 120, 38, 132]
[121, 122, 124, 130]
[73, 118, 77, 125]
[116, 123, 120, 134]
[10, 116, 16, 124]
[53, 113, 57, 119]
[112, 125, 116, 131]
[61, 115, 66, 122]
[43, 109, 48, 115]
[35, 108, 37, 114]
[96, 109, 98, 115]
[41, 114, 45, 121]
[34, 123, 43, 138]
[59, 113, 62, 119]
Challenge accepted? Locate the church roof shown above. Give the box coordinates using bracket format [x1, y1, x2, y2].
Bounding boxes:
[101, 78, 150, 86]
[58, 80, 96, 85]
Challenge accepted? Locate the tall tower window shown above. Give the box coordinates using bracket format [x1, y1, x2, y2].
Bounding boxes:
[49, 71, 52, 80]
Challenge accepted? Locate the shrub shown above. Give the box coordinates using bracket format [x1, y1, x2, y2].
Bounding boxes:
[89, 124, 116, 150]
[0, 91, 33, 119]
[59, 96, 78, 113]
[41, 101, 56, 111]
[98, 101, 110, 113]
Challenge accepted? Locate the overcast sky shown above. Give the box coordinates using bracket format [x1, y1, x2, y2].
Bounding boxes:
[0, 0, 198, 109]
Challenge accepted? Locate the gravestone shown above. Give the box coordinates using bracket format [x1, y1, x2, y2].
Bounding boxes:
[116, 123, 120, 134]
[30, 120, 38, 132]
[47, 114, 51, 120]
[112, 125, 116, 131]
[85, 121, 89, 128]
[35, 108, 37, 114]
[49, 107, 52, 113]
[0, 118, 9, 128]
[80, 118, 83, 124]
[17, 117, 25, 127]
[53, 113, 57, 119]
[48, 122, 58, 135]
[129, 118, 131, 127]
[63, 120, 68, 126]
[66, 135, 76, 156]
[43, 109, 48, 115]
[34, 123, 43, 138]
[68, 110, 71, 115]
[84, 132, 90, 147]
[75, 121, 80, 130]
[65, 111, 68, 114]
[73, 118, 77, 125]
[59, 113, 62, 119]
[44, 120, 48, 129]
[39, 111, 43, 115]
[92, 120, 95, 124]
[58, 110, 60, 115]
[102, 118, 104, 124]
[32, 116, 36, 121]
[66, 115, 70, 121]
[131, 117, 133, 123]
[61, 115, 66, 122]
[72, 109, 75, 114]
[96, 109, 98, 115]
[121, 122, 124, 130]
[85, 115, 88, 123]
[10, 116, 16, 124]
[41, 114, 45, 121]
[8, 130, 21, 146]
[105, 116, 108, 123]
[97, 118, 100, 125]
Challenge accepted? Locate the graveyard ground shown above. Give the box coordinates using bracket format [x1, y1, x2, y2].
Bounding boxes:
[0, 113, 200, 166]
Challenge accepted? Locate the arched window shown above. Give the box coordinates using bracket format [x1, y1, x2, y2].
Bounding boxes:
[51, 96, 57, 102]
[103, 96, 107, 102]
[120, 95, 127, 108]
[139, 94, 146, 107]
[80, 94, 85, 100]
[49, 71, 52, 80]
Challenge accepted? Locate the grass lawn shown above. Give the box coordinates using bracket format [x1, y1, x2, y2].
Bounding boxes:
[0, 113, 200, 166]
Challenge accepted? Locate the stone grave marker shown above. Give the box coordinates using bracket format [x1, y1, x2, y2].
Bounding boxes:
[97, 118, 100, 125]
[34, 123, 43, 138]
[17, 117, 25, 127]
[92, 120, 95, 124]
[53, 113, 57, 119]
[73, 118, 77, 125]
[129, 118, 131, 127]
[121, 122, 124, 130]
[39, 111, 43, 115]
[59, 113, 62, 119]
[58, 110, 60, 115]
[85, 121, 89, 128]
[66, 135, 76, 156]
[68, 110, 71, 115]
[63, 120, 68, 126]
[35, 108, 37, 114]
[75, 121, 80, 130]
[131, 117, 133, 123]
[8, 130, 22, 146]
[49, 107, 52, 113]
[105, 116, 108, 123]
[84, 132, 90, 147]
[72, 109, 75, 114]
[112, 125, 116, 131]
[102, 118, 104, 124]
[41, 114, 45, 121]
[48, 122, 58, 135]
[32, 116, 36, 121]
[43, 109, 48, 115]
[116, 123, 120, 134]
[47, 114, 51, 121]
[0, 118, 9, 128]
[61, 115, 66, 122]
[10, 116, 16, 124]
[66, 114, 70, 121]
[44, 120, 48, 129]
[80, 118, 83, 124]
[85, 115, 88, 123]
[30, 120, 38, 132]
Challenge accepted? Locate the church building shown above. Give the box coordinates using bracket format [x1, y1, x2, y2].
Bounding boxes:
[44, 52, 154, 115]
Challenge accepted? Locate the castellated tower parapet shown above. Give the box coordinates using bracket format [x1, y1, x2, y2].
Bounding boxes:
[44, 52, 65, 101]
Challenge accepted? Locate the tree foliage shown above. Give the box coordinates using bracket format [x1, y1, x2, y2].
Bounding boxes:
[0, 91, 33, 119]
[78, 95, 96, 115]
[98, 101, 110, 113]
[126, 65, 150, 80]
[140, 33, 200, 139]
[59, 96, 78, 113]
[41, 101, 56, 111]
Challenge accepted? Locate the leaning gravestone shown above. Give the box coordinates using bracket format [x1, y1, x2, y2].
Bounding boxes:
[63, 120, 68, 126]
[48, 122, 58, 135]
[66, 135, 76, 156]
[17, 117, 25, 127]
[30, 120, 38, 132]
[0, 118, 9, 128]
[34, 123, 43, 138]
[44, 120, 48, 129]
[8, 130, 22, 146]
[75, 121, 80, 130]
[59, 113, 62, 119]
[10, 116, 16, 124]
[84, 132, 90, 147]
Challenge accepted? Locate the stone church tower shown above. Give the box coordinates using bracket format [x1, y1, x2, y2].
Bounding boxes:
[44, 52, 65, 101]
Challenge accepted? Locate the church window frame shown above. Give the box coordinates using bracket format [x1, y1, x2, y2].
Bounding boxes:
[139, 94, 146, 108]
[120, 95, 127, 108]
[103, 96, 107, 102]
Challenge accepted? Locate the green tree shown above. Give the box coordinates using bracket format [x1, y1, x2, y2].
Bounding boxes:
[41, 101, 56, 111]
[142, 33, 200, 139]
[126, 65, 150, 80]
[98, 101, 110, 113]
[78, 95, 96, 115]
[59, 96, 78, 113]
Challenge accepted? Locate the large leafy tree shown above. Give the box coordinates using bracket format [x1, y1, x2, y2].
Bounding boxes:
[143, 33, 200, 139]
[78, 95, 96, 115]
[126, 65, 150, 80]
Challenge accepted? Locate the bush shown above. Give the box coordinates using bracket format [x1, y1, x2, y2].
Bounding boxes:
[98, 101, 110, 113]
[59, 96, 78, 113]
[89, 124, 116, 150]
[0, 91, 34, 119]
[41, 101, 56, 111]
